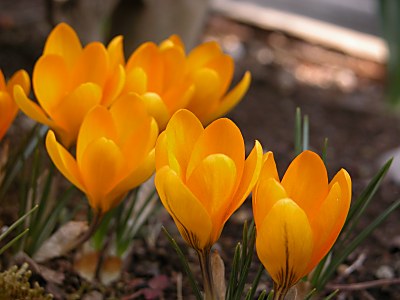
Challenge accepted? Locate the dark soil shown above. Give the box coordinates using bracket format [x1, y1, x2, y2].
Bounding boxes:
[1, 2, 400, 299]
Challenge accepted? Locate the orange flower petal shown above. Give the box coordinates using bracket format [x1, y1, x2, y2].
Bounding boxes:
[126, 42, 163, 94]
[204, 71, 251, 124]
[281, 150, 328, 216]
[160, 35, 185, 51]
[80, 137, 124, 211]
[156, 109, 203, 178]
[45, 131, 85, 191]
[102, 64, 126, 107]
[307, 182, 344, 272]
[186, 68, 220, 118]
[256, 198, 313, 289]
[33, 55, 69, 114]
[186, 153, 237, 220]
[77, 106, 117, 164]
[71, 42, 109, 88]
[162, 83, 194, 114]
[107, 35, 125, 69]
[161, 46, 186, 89]
[187, 118, 244, 181]
[13, 85, 55, 128]
[141, 92, 170, 130]
[187, 41, 222, 71]
[51, 83, 102, 147]
[7, 69, 30, 95]
[108, 149, 156, 205]
[155, 166, 213, 250]
[253, 178, 287, 229]
[0, 70, 6, 90]
[43, 23, 82, 69]
[205, 54, 234, 97]
[225, 140, 263, 220]
[124, 67, 148, 95]
[0, 92, 17, 140]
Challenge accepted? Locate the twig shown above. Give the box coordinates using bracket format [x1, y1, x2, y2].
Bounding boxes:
[327, 278, 400, 291]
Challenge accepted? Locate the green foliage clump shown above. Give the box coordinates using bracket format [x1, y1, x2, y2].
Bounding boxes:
[0, 263, 52, 300]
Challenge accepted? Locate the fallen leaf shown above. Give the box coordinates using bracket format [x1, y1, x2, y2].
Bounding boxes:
[33, 221, 88, 262]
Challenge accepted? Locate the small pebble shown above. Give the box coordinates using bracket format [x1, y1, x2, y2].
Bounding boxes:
[375, 265, 395, 279]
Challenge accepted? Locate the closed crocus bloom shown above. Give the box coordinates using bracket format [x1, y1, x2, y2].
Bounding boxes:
[253, 151, 351, 299]
[124, 35, 251, 130]
[46, 93, 158, 215]
[14, 22, 125, 147]
[0, 69, 30, 140]
[155, 109, 263, 251]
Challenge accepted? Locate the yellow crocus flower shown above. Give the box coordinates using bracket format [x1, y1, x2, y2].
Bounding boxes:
[0, 69, 30, 141]
[124, 35, 251, 130]
[155, 109, 263, 251]
[45, 93, 158, 215]
[14, 23, 125, 147]
[252, 151, 352, 299]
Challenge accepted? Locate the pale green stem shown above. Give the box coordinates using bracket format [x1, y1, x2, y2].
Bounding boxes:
[273, 282, 289, 300]
[197, 248, 217, 300]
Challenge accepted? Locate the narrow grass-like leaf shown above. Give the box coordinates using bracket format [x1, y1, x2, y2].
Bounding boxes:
[322, 138, 328, 166]
[294, 107, 302, 156]
[310, 253, 328, 286]
[28, 187, 74, 255]
[234, 225, 256, 300]
[92, 208, 116, 251]
[323, 289, 339, 300]
[0, 205, 38, 242]
[245, 265, 265, 300]
[303, 287, 317, 300]
[264, 290, 272, 300]
[0, 125, 46, 201]
[339, 158, 392, 248]
[29, 167, 54, 236]
[226, 243, 241, 300]
[302, 115, 309, 151]
[162, 226, 202, 300]
[0, 228, 29, 255]
[317, 199, 400, 289]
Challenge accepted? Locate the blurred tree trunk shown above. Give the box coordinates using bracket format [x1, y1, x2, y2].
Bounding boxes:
[109, 0, 211, 53]
[45, 0, 120, 43]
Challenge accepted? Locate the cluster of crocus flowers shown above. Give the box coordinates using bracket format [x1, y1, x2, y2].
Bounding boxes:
[14, 23, 125, 147]
[0, 69, 30, 141]
[123, 35, 251, 129]
[155, 109, 263, 298]
[252, 150, 351, 299]
[46, 94, 158, 215]
[14, 23, 251, 149]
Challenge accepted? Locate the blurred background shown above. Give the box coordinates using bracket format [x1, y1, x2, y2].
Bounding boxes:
[1, 0, 400, 298]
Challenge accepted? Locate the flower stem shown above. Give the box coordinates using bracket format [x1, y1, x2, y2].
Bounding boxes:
[273, 283, 289, 300]
[72, 212, 102, 251]
[197, 248, 217, 300]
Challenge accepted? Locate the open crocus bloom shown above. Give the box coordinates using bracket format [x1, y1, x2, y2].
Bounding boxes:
[123, 35, 251, 130]
[0, 69, 30, 141]
[15, 23, 125, 147]
[46, 93, 158, 214]
[155, 109, 263, 251]
[252, 151, 351, 297]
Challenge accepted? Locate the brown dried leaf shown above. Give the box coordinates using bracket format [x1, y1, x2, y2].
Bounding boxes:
[211, 249, 226, 300]
[33, 221, 88, 262]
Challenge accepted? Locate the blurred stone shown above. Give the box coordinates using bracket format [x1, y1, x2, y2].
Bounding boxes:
[378, 147, 400, 185]
[82, 290, 103, 300]
[221, 34, 246, 61]
[375, 265, 395, 279]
